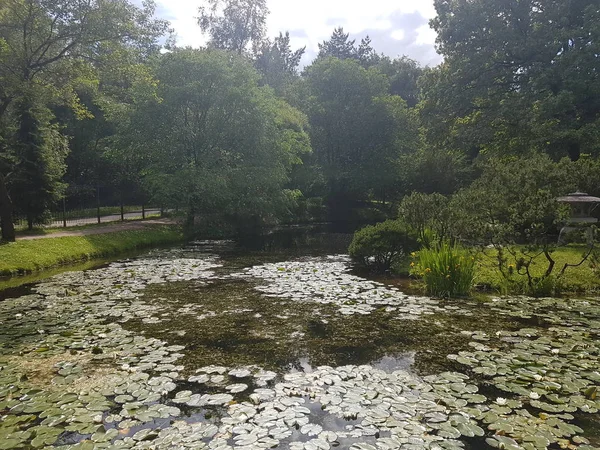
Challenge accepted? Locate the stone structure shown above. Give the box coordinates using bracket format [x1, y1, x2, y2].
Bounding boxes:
[557, 192, 600, 245]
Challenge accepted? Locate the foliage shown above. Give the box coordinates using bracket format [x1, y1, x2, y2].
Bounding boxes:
[0, 0, 169, 241]
[317, 28, 379, 67]
[376, 56, 423, 107]
[0, 226, 182, 276]
[423, 0, 600, 160]
[448, 153, 600, 295]
[1, 0, 598, 254]
[401, 147, 472, 196]
[412, 241, 476, 297]
[198, 0, 268, 54]
[299, 57, 419, 220]
[9, 94, 69, 229]
[398, 192, 451, 245]
[116, 49, 311, 233]
[348, 220, 418, 272]
[254, 32, 305, 94]
[449, 153, 573, 245]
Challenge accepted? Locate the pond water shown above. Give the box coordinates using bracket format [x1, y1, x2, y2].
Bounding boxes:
[0, 231, 599, 449]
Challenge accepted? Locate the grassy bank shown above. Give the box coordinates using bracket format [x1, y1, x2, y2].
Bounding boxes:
[393, 245, 600, 296]
[0, 226, 184, 276]
[475, 245, 600, 294]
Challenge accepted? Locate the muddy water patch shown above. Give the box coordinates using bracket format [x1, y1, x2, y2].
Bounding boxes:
[126, 275, 501, 376]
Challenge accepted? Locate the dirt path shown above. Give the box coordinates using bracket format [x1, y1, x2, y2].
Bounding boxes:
[18, 218, 178, 240]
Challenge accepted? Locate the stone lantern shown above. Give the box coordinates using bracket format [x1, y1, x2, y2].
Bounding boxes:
[557, 192, 600, 245]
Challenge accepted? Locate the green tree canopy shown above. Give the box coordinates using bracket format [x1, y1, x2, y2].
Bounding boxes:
[376, 56, 423, 107]
[300, 57, 419, 219]
[422, 0, 600, 160]
[317, 28, 379, 67]
[198, 0, 268, 54]
[254, 32, 305, 94]
[116, 49, 311, 232]
[0, 0, 168, 239]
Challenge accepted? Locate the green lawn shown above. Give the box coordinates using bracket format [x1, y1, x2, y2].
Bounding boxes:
[474, 245, 600, 294]
[0, 226, 184, 276]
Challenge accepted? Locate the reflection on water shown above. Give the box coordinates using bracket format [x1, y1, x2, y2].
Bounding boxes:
[288, 353, 415, 375]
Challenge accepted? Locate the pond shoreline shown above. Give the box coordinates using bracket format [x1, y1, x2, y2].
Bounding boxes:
[0, 225, 184, 279]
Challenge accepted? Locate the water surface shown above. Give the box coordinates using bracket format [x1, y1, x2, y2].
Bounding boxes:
[0, 232, 598, 449]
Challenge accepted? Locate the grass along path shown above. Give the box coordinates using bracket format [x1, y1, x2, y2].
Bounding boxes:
[0, 223, 184, 276]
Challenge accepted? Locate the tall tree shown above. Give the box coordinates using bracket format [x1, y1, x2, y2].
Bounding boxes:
[10, 93, 69, 229]
[254, 32, 305, 93]
[376, 56, 423, 107]
[198, 0, 268, 54]
[301, 57, 419, 219]
[317, 28, 380, 67]
[317, 27, 356, 60]
[117, 49, 311, 232]
[423, 0, 600, 160]
[0, 0, 168, 240]
[356, 36, 380, 68]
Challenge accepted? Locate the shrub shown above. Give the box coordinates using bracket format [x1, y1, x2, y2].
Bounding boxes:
[412, 241, 476, 297]
[349, 220, 418, 272]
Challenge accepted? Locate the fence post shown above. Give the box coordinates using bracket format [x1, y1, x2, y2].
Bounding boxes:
[96, 185, 101, 224]
[120, 191, 124, 221]
[62, 197, 67, 228]
[142, 204, 146, 220]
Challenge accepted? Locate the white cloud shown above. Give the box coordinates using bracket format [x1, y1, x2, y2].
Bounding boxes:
[415, 23, 438, 46]
[391, 30, 406, 41]
[153, 0, 441, 66]
[154, 1, 205, 48]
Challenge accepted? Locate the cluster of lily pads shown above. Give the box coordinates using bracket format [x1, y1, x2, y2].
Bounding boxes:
[448, 297, 600, 449]
[0, 246, 599, 449]
[232, 257, 465, 317]
[0, 250, 222, 448]
[148, 363, 492, 450]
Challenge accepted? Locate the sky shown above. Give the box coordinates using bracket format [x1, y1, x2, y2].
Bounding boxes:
[151, 0, 443, 67]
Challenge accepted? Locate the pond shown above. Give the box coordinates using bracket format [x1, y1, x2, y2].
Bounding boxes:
[0, 231, 599, 450]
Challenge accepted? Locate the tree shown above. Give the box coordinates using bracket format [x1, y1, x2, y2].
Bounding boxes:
[317, 27, 356, 60]
[400, 147, 472, 196]
[447, 153, 595, 295]
[0, 0, 169, 240]
[198, 0, 268, 54]
[376, 56, 423, 107]
[356, 36, 380, 68]
[398, 192, 451, 244]
[450, 154, 572, 245]
[118, 49, 311, 233]
[422, 0, 600, 160]
[10, 94, 68, 229]
[301, 57, 419, 220]
[254, 32, 305, 93]
[317, 28, 380, 67]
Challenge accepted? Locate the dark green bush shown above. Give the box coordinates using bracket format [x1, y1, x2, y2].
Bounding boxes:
[348, 220, 418, 272]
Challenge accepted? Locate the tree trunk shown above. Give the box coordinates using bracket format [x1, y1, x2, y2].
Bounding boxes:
[0, 173, 16, 241]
